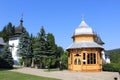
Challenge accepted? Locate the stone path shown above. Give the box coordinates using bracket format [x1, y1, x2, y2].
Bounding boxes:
[10, 67, 120, 80]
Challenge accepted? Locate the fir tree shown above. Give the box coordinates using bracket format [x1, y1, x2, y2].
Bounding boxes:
[0, 44, 14, 68]
[47, 33, 57, 53]
[1, 22, 15, 42]
[46, 33, 57, 67]
[2, 26, 8, 42]
[17, 28, 32, 67]
[33, 26, 48, 68]
[0, 22, 15, 42]
[33, 37, 41, 68]
[60, 51, 68, 69]
[55, 46, 64, 68]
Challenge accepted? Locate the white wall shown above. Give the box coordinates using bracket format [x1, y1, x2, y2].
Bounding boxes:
[102, 50, 110, 64]
[9, 37, 20, 65]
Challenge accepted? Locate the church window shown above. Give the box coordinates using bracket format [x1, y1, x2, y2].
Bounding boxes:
[78, 59, 81, 65]
[83, 53, 86, 64]
[74, 58, 81, 65]
[74, 58, 77, 65]
[93, 53, 96, 64]
[87, 53, 96, 64]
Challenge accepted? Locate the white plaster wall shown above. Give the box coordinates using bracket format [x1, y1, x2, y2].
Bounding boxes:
[106, 57, 110, 63]
[101, 51, 106, 63]
[101, 50, 110, 63]
[9, 37, 20, 64]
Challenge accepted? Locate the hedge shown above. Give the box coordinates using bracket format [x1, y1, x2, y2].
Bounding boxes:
[102, 63, 120, 72]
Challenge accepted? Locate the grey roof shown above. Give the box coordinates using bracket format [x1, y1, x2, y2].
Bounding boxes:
[67, 41, 103, 50]
[15, 18, 23, 34]
[0, 37, 6, 45]
[95, 34, 104, 45]
[73, 20, 94, 36]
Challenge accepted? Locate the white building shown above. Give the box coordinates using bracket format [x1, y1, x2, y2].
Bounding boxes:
[9, 18, 23, 65]
[95, 34, 110, 63]
[102, 51, 110, 63]
[94, 25, 111, 64]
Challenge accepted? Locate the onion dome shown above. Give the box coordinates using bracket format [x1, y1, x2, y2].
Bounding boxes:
[73, 20, 94, 36]
[15, 18, 23, 34]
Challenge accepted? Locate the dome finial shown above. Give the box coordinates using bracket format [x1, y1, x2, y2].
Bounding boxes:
[20, 13, 23, 28]
[81, 14, 84, 21]
[20, 13, 23, 22]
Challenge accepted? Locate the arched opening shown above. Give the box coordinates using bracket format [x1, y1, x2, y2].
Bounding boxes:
[74, 58, 77, 65]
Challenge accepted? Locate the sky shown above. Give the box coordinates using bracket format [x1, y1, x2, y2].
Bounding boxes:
[0, 0, 120, 50]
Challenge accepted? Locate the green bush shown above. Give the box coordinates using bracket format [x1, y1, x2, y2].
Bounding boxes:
[19, 58, 32, 67]
[18, 58, 23, 66]
[0, 57, 13, 69]
[103, 63, 120, 72]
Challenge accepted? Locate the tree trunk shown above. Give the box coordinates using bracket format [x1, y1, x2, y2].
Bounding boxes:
[22, 61, 25, 67]
[31, 58, 34, 68]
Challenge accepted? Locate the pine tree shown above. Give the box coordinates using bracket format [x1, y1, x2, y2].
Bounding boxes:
[0, 31, 2, 37]
[33, 26, 48, 68]
[1, 22, 15, 42]
[47, 33, 57, 53]
[2, 26, 8, 42]
[6, 22, 13, 36]
[0, 44, 14, 68]
[55, 46, 64, 69]
[60, 51, 68, 69]
[46, 33, 57, 68]
[30, 34, 39, 67]
[17, 28, 32, 67]
[33, 36, 41, 68]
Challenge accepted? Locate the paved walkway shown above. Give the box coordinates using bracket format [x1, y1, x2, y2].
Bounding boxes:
[10, 67, 120, 80]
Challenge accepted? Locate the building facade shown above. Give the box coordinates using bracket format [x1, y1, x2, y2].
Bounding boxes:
[9, 19, 23, 65]
[67, 19, 104, 72]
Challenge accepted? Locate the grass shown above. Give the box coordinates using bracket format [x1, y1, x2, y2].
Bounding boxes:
[0, 70, 60, 80]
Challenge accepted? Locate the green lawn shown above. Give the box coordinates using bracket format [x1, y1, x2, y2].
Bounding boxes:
[0, 70, 60, 80]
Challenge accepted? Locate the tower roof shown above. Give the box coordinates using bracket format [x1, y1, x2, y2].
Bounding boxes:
[15, 18, 23, 34]
[73, 20, 94, 36]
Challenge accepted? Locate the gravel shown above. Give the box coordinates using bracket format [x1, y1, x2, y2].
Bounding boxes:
[10, 67, 120, 80]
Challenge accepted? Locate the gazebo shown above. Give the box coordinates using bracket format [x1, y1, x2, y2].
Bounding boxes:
[67, 19, 104, 72]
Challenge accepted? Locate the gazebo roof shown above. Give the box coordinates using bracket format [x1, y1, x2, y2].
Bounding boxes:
[73, 20, 94, 36]
[67, 41, 103, 50]
[95, 34, 104, 45]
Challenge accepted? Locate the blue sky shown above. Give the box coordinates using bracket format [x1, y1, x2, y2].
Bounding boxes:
[0, 0, 120, 50]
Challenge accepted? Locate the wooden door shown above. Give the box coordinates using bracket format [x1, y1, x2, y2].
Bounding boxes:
[73, 54, 81, 71]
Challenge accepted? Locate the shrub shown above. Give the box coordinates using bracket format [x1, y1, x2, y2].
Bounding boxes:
[103, 63, 120, 72]
[18, 58, 23, 66]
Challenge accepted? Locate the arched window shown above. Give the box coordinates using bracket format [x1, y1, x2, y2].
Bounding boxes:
[74, 58, 77, 65]
[74, 58, 81, 65]
[87, 53, 96, 64]
[78, 59, 81, 65]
